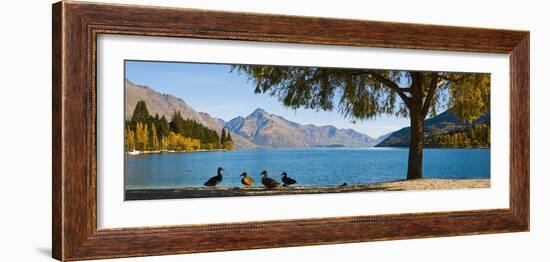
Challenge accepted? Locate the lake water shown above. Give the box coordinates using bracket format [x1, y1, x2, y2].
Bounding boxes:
[125, 147, 490, 189]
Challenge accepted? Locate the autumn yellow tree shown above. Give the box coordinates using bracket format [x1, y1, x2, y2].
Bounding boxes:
[125, 127, 135, 151]
[150, 123, 159, 151]
[160, 136, 168, 151]
[166, 132, 201, 151]
[135, 122, 149, 151]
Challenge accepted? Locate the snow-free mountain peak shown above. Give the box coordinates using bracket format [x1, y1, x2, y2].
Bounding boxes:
[225, 108, 376, 148]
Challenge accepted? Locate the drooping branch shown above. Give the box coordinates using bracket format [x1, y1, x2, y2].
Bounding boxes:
[364, 70, 412, 108]
[233, 65, 491, 122]
[365, 71, 411, 93]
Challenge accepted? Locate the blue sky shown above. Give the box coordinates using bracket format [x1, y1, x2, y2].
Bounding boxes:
[125, 60, 410, 138]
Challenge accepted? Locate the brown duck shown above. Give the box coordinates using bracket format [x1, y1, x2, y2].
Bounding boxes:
[260, 170, 280, 189]
[240, 172, 254, 187]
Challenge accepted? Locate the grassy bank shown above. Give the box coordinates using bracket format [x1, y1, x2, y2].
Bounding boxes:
[125, 178, 490, 200]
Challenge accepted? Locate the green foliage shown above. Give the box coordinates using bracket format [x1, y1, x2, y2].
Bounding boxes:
[220, 128, 234, 149]
[232, 65, 490, 122]
[233, 66, 403, 119]
[169, 111, 186, 134]
[426, 124, 490, 148]
[131, 100, 150, 123]
[157, 115, 170, 138]
[169, 111, 221, 148]
[124, 101, 232, 152]
[166, 132, 201, 151]
[444, 73, 491, 122]
[220, 128, 227, 143]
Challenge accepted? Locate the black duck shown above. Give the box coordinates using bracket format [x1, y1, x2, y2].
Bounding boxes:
[204, 167, 224, 187]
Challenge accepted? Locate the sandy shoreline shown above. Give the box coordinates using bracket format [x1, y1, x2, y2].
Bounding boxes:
[125, 178, 490, 200]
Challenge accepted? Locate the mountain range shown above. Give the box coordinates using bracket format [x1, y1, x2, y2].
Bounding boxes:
[125, 80, 383, 148]
[225, 108, 379, 148]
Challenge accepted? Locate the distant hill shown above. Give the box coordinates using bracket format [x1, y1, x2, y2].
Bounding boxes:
[376, 109, 490, 147]
[125, 80, 256, 149]
[372, 131, 394, 145]
[225, 108, 377, 148]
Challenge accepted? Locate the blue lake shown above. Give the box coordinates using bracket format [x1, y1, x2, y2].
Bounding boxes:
[124, 147, 490, 189]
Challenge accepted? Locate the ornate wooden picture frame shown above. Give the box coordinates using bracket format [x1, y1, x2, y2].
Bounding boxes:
[52, 1, 529, 261]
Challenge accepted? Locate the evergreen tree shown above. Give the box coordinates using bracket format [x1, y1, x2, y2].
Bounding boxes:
[168, 111, 222, 149]
[169, 111, 185, 134]
[158, 115, 170, 139]
[132, 100, 150, 124]
[222, 130, 234, 149]
[154, 113, 160, 123]
[220, 128, 227, 143]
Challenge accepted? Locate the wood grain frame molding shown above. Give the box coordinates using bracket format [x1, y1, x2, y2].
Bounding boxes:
[52, 1, 529, 261]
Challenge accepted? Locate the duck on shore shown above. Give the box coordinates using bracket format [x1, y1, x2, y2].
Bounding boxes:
[240, 172, 254, 187]
[204, 167, 224, 187]
[260, 170, 280, 189]
[281, 172, 297, 187]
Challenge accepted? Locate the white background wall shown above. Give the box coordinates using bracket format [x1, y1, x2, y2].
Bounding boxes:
[0, 0, 547, 261]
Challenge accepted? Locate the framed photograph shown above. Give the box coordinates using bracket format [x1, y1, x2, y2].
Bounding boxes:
[52, 1, 529, 261]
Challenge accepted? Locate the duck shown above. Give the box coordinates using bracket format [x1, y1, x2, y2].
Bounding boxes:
[281, 172, 297, 187]
[260, 170, 280, 189]
[204, 167, 224, 187]
[240, 172, 254, 187]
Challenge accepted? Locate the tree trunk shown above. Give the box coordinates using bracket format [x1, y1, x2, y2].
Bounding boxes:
[407, 109, 424, 179]
[406, 72, 425, 179]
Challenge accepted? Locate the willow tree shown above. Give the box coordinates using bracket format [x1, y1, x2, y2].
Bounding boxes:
[233, 66, 489, 179]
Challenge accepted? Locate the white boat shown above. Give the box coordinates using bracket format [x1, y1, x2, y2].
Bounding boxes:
[128, 150, 140, 155]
